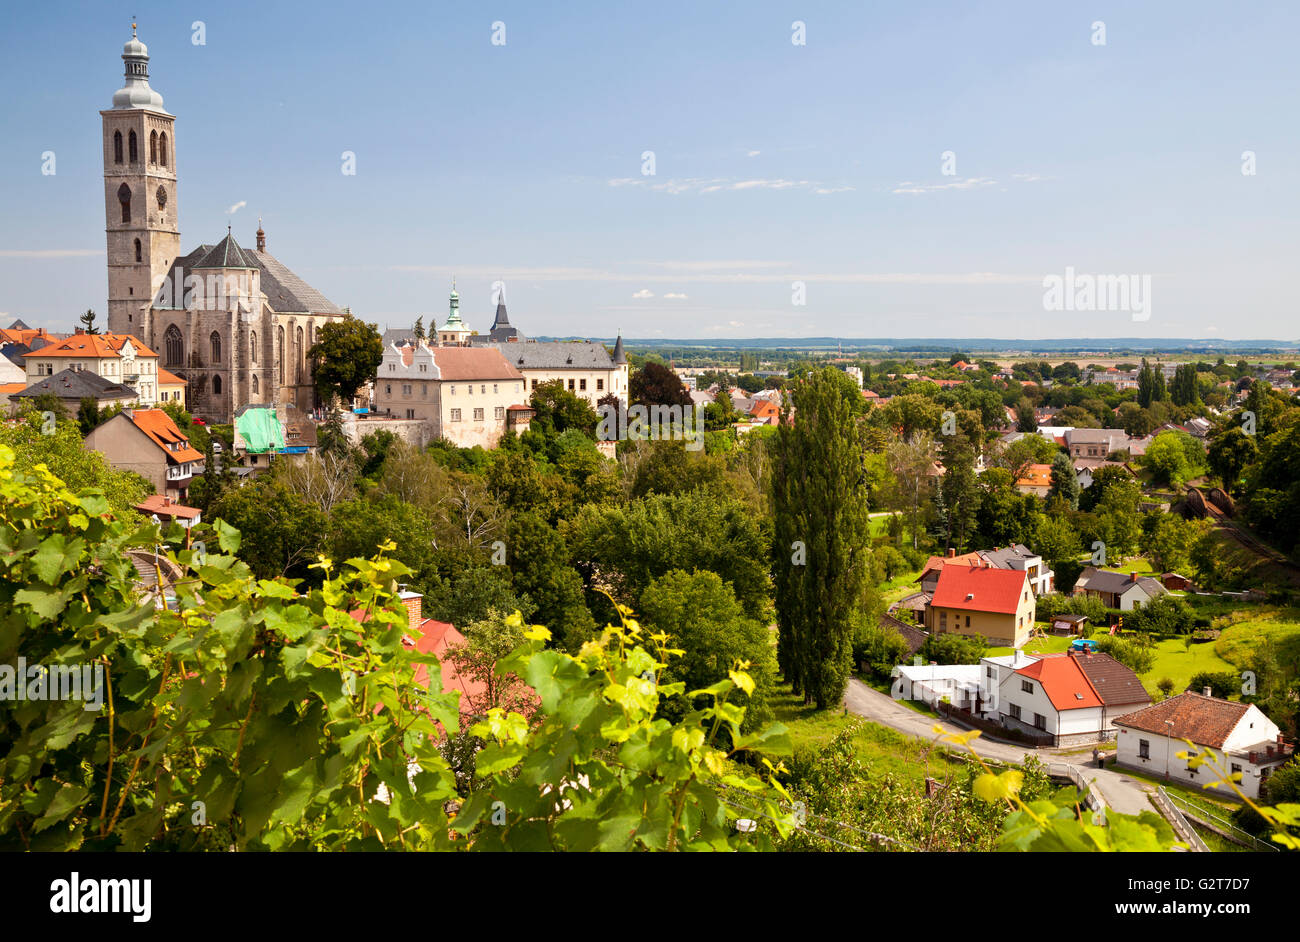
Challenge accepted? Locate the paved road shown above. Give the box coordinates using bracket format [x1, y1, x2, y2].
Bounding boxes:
[841, 678, 1156, 817]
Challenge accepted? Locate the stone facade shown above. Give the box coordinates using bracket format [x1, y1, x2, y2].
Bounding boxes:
[100, 30, 347, 425]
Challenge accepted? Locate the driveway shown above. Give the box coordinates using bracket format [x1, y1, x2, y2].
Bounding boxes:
[842, 678, 1155, 817]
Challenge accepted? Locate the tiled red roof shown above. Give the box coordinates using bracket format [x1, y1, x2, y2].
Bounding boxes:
[129, 409, 204, 464]
[1114, 692, 1251, 748]
[1016, 463, 1053, 488]
[1016, 653, 1102, 711]
[157, 368, 187, 386]
[432, 347, 523, 382]
[23, 332, 157, 359]
[408, 619, 488, 718]
[134, 495, 201, 519]
[931, 565, 1028, 615]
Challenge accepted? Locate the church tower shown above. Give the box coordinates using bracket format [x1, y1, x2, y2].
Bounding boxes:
[102, 25, 180, 343]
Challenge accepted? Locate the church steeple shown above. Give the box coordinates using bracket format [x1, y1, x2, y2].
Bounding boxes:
[112, 23, 169, 113]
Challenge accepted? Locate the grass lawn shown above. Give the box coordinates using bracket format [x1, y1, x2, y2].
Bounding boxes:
[1140, 637, 1236, 697]
[1215, 616, 1300, 669]
[880, 568, 923, 606]
[1110, 557, 1157, 575]
[868, 513, 899, 537]
[985, 634, 1072, 658]
[768, 683, 965, 785]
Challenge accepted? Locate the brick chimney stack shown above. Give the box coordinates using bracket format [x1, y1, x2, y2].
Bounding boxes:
[1130, 571, 1139, 583]
[397, 587, 422, 631]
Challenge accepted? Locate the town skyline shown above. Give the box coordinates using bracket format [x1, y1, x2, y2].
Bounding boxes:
[2, 1, 1298, 340]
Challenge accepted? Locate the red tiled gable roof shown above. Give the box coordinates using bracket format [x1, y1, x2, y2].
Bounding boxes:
[1114, 691, 1251, 748]
[1016, 463, 1053, 488]
[0, 327, 55, 346]
[134, 495, 201, 519]
[23, 332, 158, 359]
[931, 565, 1028, 615]
[1073, 651, 1150, 706]
[129, 409, 204, 464]
[432, 347, 524, 382]
[919, 551, 983, 581]
[1015, 653, 1102, 711]
[0, 382, 27, 397]
[157, 368, 187, 386]
[406, 618, 489, 716]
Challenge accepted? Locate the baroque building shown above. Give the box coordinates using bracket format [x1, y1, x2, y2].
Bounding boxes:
[101, 27, 347, 423]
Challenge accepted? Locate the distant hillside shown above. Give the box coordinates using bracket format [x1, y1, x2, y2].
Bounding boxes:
[537, 336, 1299, 356]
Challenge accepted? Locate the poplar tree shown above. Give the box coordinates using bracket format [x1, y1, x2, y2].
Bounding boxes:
[771, 368, 873, 708]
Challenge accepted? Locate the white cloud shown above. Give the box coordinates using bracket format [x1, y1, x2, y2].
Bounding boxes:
[891, 177, 996, 195]
[663, 292, 689, 299]
[226, 200, 247, 215]
[1011, 172, 1049, 183]
[608, 177, 851, 196]
[746, 150, 761, 157]
[631, 288, 654, 299]
[729, 320, 744, 327]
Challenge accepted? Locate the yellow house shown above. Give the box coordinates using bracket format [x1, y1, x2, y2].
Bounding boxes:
[158, 367, 187, 409]
[927, 564, 1035, 648]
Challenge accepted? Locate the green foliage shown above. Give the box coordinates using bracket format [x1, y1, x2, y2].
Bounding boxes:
[772, 368, 874, 709]
[0, 406, 151, 517]
[0, 444, 797, 851]
[639, 570, 777, 731]
[309, 318, 383, 408]
[505, 512, 596, 651]
[920, 632, 987, 666]
[629, 361, 692, 408]
[1187, 670, 1240, 699]
[566, 489, 771, 622]
[1048, 451, 1079, 510]
[207, 475, 328, 581]
[527, 379, 599, 440]
[1093, 634, 1155, 673]
[1141, 430, 1207, 488]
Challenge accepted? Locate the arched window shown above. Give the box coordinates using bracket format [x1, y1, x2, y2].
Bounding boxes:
[113, 131, 123, 164]
[118, 183, 131, 223]
[134, 238, 142, 262]
[164, 325, 183, 366]
[210, 331, 222, 364]
[277, 326, 285, 383]
[296, 326, 304, 382]
[250, 330, 257, 364]
[128, 130, 138, 163]
[252, 374, 259, 395]
[159, 133, 168, 167]
[149, 130, 157, 164]
[213, 375, 222, 396]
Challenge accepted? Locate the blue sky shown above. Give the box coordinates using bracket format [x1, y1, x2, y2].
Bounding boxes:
[2, 1, 1298, 340]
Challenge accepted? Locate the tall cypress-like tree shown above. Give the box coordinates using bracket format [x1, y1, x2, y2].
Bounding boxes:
[771, 368, 873, 708]
[1047, 450, 1080, 510]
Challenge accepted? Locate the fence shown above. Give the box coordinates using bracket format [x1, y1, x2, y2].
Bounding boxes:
[1045, 762, 1108, 821]
[1152, 787, 1210, 852]
[1159, 787, 1280, 852]
[935, 701, 1054, 748]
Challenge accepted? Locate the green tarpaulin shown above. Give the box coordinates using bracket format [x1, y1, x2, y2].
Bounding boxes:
[236, 408, 285, 454]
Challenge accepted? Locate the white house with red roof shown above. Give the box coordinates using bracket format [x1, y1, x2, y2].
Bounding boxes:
[84, 406, 204, 499]
[1115, 690, 1293, 799]
[997, 650, 1151, 746]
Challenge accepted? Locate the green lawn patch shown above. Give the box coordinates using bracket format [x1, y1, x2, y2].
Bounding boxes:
[769, 683, 962, 784]
[985, 634, 1072, 658]
[1215, 616, 1300, 670]
[1140, 637, 1236, 697]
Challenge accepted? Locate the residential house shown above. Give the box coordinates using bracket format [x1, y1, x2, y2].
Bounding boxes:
[997, 650, 1150, 746]
[482, 337, 628, 409]
[1015, 463, 1053, 497]
[157, 367, 187, 408]
[1073, 567, 1169, 610]
[22, 330, 161, 405]
[84, 407, 204, 499]
[1064, 427, 1135, 459]
[892, 663, 983, 711]
[373, 342, 529, 448]
[981, 543, 1055, 595]
[927, 564, 1036, 648]
[134, 493, 201, 528]
[9, 368, 141, 412]
[1115, 691, 1293, 799]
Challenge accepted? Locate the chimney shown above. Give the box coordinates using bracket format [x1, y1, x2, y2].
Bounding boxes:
[1202, 686, 1212, 697]
[74, 327, 85, 335]
[947, 548, 955, 558]
[1130, 571, 1139, 583]
[397, 586, 422, 631]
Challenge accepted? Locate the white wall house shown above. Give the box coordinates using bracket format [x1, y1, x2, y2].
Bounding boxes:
[995, 651, 1150, 746]
[891, 664, 983, 711]
[1115, 692, 1292, 800]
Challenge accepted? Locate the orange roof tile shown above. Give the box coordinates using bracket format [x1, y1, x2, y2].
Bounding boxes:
[134, 495, 201, 519]
[1016, 463, 1053, 488]
[0, 382, 27, 397]
[23, 332, 158, 359]
[128, 408, 204, 464]
[157, 368, 187, 386]
[1015, 654, 1103, 711]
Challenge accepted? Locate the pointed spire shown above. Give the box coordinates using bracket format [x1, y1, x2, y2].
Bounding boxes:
[612, 330, 627, 366]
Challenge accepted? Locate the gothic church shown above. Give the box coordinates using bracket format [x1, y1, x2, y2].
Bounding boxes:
[102, 27, 348, 423]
